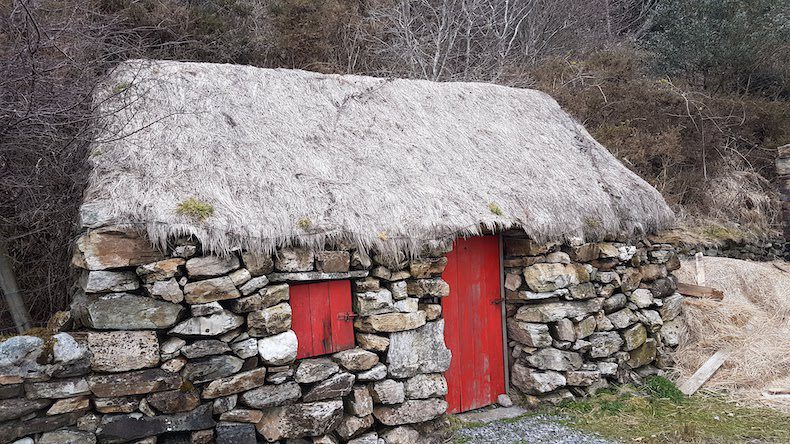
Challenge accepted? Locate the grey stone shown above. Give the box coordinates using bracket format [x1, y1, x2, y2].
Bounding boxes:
[257, 330, 298, 365]
[86, 293, 184, 330]
[294, 358, 339, 384]
[241, 252, 274, 276]
[608, 307, 638, 329]
[181, 340, 231, 358]
[136, 258, 185, 284]
[629, 289, 654, 308]
[316, 251, 351, 273]
[182, 355, 244, 384]
[88, 368, 182, 397]
[228, 284, 289, 312]
[660, 318, 684, 347]
[406, 278, 449, 297]
[549, 318, 576, 342]
[345, 385, 373, 416]
[622, 323, 648, 351]
[356, 333, 389, 353]
[275, 247, 315, 272]
[53, 333, 87, 363]
[80, 270, 139, 293]
[514, 298, 603, 323]
[160, 337, 186, 355]
[183, 276, 241, 304]
[248, 302, 292, 337]
[387, 320, 451, 378]
[373, 399, 447, 426]
[0, 398, 51, 421]
[588, 332, 624, 358]
[525, 348, 582, 371]
[38, 430, 96, 444]
[333, 348, 379, 371]
[640, 309, 664, 331]
[202, 368, 267, 399]
[0, 335, 43, 367]
[88, 331, 159, 372]
[565, 370, 601, 386]
[386, 281, 408, 300]
[511, 363, 565, 394]
[354, 289, 394, 315]
[213, 395, 238, 414]
[72, 227, 163, 270]
[303, 372, 355, 402]
[146, 387, 201, 413]
[268, 271, 369, 282]
[354, 312, 426, 333]
[25, 378, 90, 399]
[603, 293, 628, 313]
[380, 426, 419, 444]
[523, 263, 588, 292]
[568, 282, 596, 300]
[574, 316, 597, 339]
[356, 363, 387, 381]
[369, 379, 405, 404]
[169, 310, 244, 336]
[97, 403, 215, 443]
[230, 338, 258, 359]
[229, 268, 251, 286]
[409, 257, 447, 278]
[190, 301, 224, 317]
[403, 373, 447, 399]
[255, 400, 343, 441]
[150, 278, 184, 303]
[348, 432, 378, 444]
[216, 422, 257, 444]
[239, 275, 270, 295]
[627, 339, 657, 368]
[507, 320, 552, 347]
[659, 293, 684, 321]
[336, 414, 374, 439]
[186, 255, 240, 278]
[240, 381, 302, 409]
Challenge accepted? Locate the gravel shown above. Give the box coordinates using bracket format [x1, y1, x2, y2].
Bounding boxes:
[454, 414, 616, 444]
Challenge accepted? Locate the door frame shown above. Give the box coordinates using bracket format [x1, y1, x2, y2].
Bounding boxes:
[497, 234, 511, 395]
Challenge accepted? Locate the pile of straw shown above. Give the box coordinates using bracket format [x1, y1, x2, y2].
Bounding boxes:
[672, 256, 790, 411]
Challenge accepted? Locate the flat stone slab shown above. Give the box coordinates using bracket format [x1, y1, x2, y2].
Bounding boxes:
[456, 406, 529, 424]
[267, 270, 369, 282]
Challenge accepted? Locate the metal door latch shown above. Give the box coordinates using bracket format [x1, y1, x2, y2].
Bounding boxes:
[337, 312, 358, 321]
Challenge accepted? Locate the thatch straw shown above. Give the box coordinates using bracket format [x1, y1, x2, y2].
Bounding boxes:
[673, 257, 790, 411]
[82, 59, 674, 255]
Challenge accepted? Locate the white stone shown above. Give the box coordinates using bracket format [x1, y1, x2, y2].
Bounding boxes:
[52, 333, 86, 363]
[629, 289, 654, 308]
[387, 320, 451, 378]
[257, 330, 298, 365]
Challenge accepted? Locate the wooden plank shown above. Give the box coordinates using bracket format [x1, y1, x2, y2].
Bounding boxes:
[694, 252, 706, 285]
[679, 350, 731, 395]
[677, 282, 724, 300]
[441, 242, 462, 413]
[327, 280, 354, 354]
[291, 283, 314, 359]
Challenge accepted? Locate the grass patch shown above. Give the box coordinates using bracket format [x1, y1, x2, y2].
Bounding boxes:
[488, 202, 504, 216]
[557, 381, 790, 443]
[176, 198, 214, 221]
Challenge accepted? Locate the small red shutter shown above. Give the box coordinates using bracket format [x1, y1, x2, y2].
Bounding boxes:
[291, 280, 355, 359]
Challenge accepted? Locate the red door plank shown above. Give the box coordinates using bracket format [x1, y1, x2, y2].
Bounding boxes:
[291, 284, 314, 359]
[328, 280, 355, 353]
[442, 236, 504, 413]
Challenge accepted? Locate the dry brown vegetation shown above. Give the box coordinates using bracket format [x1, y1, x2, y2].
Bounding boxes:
[1, 0, 787, 327]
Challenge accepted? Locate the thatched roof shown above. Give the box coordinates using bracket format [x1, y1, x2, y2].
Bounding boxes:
[82, 59, 674, 255]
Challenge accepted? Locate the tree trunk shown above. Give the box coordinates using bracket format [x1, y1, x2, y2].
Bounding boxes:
[0, 241, 33, 333]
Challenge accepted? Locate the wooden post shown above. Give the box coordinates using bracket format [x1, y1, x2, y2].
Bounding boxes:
[0, 241, 33, 333]
[777, 144, 790, 260]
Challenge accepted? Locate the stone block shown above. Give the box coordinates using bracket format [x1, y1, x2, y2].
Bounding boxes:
[146, 387, 201, 413]
[169, 310, 244, 337]
[186, 255, 240, 278]
[405, 278, 450, 297]
[202, 368, 267, 398]
[255, 400, 343, 441]
[511, 363, 565, 394]
[240, 381, 301, 409]
[369, 379, 405, 404]
[403, 373, 447, 399]
[240, 252, 274, 276]
[316, 251, 351, 273]
[182, 355, 244, 384]
[239, 275, 269, 295]
[295, 358, 339, 384]
[228, 284, 289, 312]
[409, 258, 447, 278]
[97, 403, 215, 442]
[333, 348, 379, 371]
[80, 270, 139, 293]
[354, 312, 426, 333]
[248, 302, 292, 337]
[588, 332, 624, 358]
[659, 293, 683, 321]
[356, 333, 389, 353]
[25, 378, 90, 399]
[88, 331, 159, 372]
[373, 399, 447, 426]
[523, 263, 588, 292]
[72, 227, 163, 270]
[354, 289, 394, 315]
[136, 258, 185, 284]
[257, 330, 298, 365]
[85, 293, 184, 330]
[275, 247, 315, 272]
[88, 369, 181, 397]
[302, 372, 355, 402]
[525, 348, 582, 371]
[183, 276, 241, 304]
[387, 320, 451, 378]
[507, 320, 552, 347]
[345, 385, 373, 416]
[629, 289, 654, 308]
[622, 323, 648, 351]
[574, 316, 596, 339]
[514, 298, 603, 323]
[216, 422, 256, 444]
[149, 278, 184, 303]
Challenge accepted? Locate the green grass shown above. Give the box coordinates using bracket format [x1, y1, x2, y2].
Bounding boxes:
[176, 198, 214, 221]
[557, 377, 790, 443]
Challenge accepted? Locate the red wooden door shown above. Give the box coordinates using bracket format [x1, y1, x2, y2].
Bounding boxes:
[442, 236, 505, 413]
[290, 280, 355, 359]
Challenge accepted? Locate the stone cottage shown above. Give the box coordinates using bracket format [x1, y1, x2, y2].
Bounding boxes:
[0, 60, 683, 443]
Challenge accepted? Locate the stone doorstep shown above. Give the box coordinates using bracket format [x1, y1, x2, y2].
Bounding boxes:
[455, 405, 530, 424]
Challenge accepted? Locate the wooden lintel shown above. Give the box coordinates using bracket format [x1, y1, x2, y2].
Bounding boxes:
[676, 282, 724, 300]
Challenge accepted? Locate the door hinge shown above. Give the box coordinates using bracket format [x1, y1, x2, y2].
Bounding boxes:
[337, 312, 358, 321]
[491, 298, 506, 305]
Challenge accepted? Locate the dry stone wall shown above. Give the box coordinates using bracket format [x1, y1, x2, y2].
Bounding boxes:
[0, 227, 452, 444]
[502, 235, 682, 404]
